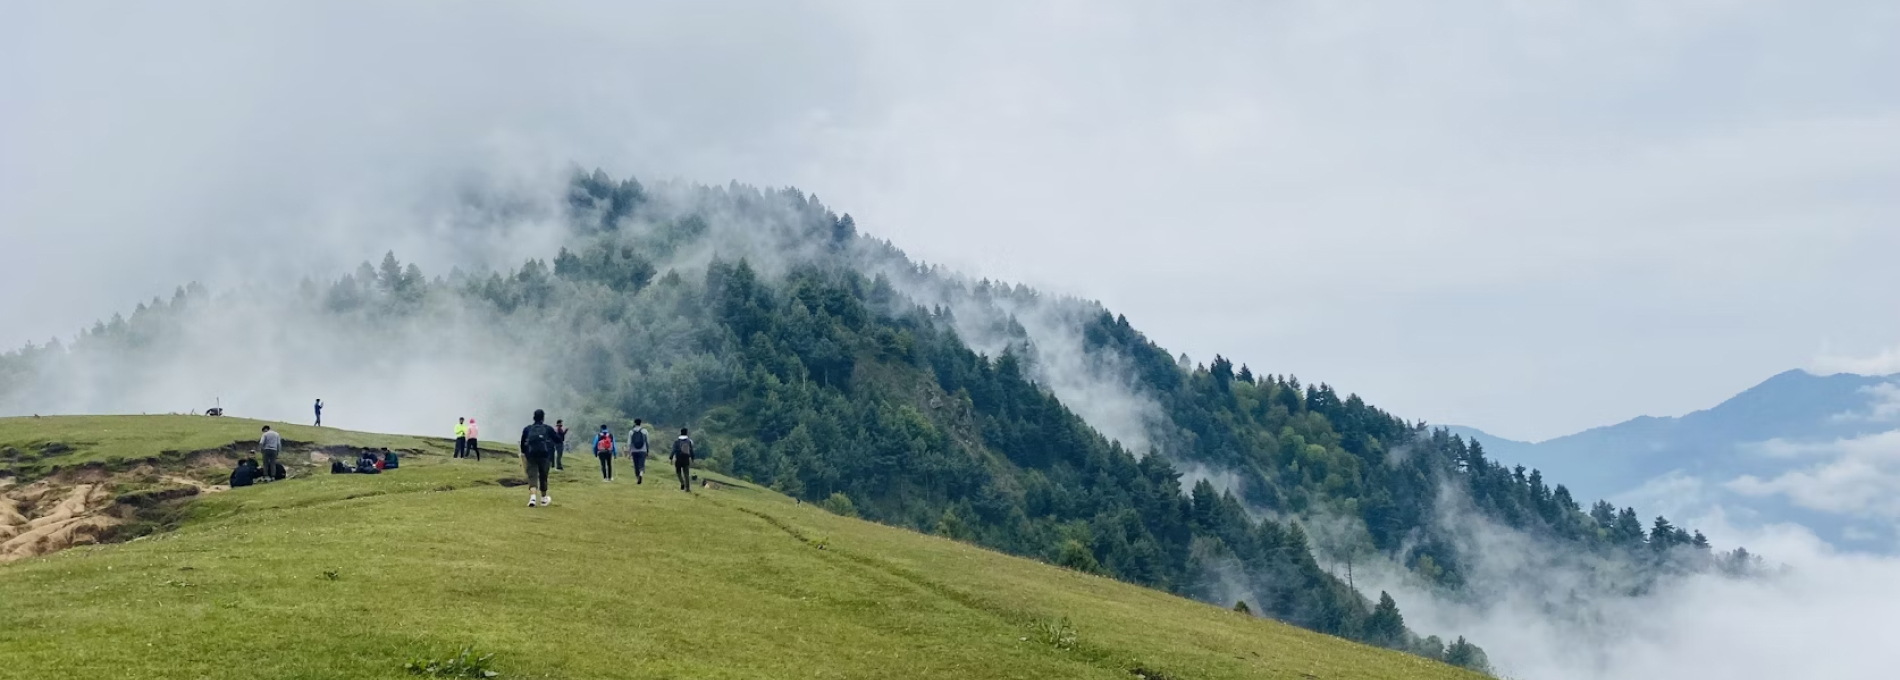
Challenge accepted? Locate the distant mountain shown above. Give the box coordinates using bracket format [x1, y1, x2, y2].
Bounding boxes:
[1454, 369, 1900, 549]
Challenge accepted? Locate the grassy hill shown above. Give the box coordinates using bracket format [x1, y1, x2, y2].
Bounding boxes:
[0, 416, 1481, 679]
[0, 414, 448, 479]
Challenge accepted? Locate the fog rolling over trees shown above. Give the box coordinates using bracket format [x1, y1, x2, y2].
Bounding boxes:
[5, 170, 1897, 678]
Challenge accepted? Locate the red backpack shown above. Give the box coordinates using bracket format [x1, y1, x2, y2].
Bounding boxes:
[595, 433, 614, 453]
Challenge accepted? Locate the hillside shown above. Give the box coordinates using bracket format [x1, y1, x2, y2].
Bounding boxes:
[0, 416, 1481, 680]
[0, 170, 1755, 672]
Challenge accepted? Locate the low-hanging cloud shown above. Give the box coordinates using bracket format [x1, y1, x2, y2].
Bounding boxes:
[8, 1, 1900, 442]
[1728, 430, 1900, 520]
[5, 2, 1900, 677]
[1344, 483, 1900, 680]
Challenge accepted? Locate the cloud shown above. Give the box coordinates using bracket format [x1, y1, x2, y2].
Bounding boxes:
[1813, 345, 1900, 376]
[1728, 430, 1900, 519]
[1368, 489, 1900, 680]
[7, 1, 1900, 443]
[1831, 382, 1900, 423]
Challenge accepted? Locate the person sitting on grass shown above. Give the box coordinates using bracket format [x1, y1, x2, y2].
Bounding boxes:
[355, 450, 382, 474]
[229, 458, 259, 488]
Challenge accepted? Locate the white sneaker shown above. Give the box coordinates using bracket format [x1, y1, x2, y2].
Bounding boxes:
[541, 494, 552, 506]
[527, 493, 538, 507]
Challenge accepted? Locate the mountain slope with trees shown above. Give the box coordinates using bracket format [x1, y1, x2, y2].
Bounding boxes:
[0, 170, 1767, 671]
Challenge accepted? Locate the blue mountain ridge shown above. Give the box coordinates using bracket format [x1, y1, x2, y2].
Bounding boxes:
[1451, 369, 1900, 549]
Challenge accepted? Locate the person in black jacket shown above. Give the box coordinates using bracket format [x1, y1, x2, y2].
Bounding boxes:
[519, 409, 559, 507]
[229, 458, 259, 488]
[671, 428, 694, 493]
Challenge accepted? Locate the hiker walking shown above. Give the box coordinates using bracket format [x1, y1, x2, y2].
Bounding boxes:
[259, 425, 283, 480]
[467, 418, 482, 460]
[314, 399, 323, 427]
[454, 417, 468, 458]
[627, 419, 650, 484]
[672, 428, 694, 492]
[553, 419, 568, 471]
[519, 409, 558, 507]
[593, 424, 616, 481]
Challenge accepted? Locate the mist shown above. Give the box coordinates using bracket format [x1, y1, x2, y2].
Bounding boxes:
[1302, 480, 1900, 680]
[6, 3, 1899, 678]
[9, 1, 1899, 441]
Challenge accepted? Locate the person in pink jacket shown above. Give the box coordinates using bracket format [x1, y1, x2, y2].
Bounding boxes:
[466, 418, 482, 461]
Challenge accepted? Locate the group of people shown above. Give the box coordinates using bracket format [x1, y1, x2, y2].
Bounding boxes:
[234, 410, 698, 507]
[330, 448, 397, 475]
[234, 425, 293, 487]
[452, 417, 483, 460]
[242, 424, 400, 486]
[515, 410, 695, 508]
[585, 419, 652, 483]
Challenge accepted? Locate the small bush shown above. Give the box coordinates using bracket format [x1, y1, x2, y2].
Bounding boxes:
[818, 492, 858, 518]
[1055, 540, 1102, 574]
[405, 646, 499, 678]
[1029, 618, 1078, 651]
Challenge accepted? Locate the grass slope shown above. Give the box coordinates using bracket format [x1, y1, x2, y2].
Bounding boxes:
[0, 417, 1479, 680]
[0, 415, 445, 478]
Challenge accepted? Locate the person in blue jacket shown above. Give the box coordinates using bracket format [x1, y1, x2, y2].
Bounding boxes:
[592, 424, 616, 481]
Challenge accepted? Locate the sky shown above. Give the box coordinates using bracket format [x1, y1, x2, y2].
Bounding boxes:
[4, 1, 1899, 441]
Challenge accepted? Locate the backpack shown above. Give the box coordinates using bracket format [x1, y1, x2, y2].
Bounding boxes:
[524, 424, 556, 457]
[595, 433, 614, 453]
[672, 436, 693, 459]
[629, 428, 648, 451]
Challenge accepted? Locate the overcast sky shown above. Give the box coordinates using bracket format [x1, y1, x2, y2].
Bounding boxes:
[4, 0, 1897, 441]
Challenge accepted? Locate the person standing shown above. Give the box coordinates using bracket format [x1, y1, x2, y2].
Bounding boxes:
[592, 424, 616, 481]
[519, 409, 558, 507]
[466, 418, 482, 461]
[553, 419, 568, 471]
[627, 419, 650, 484]
[259, 425, 283, 480]
[454, 417, 468, 459]
[671, 428, 694, 492]
[314, 399, 324, 427]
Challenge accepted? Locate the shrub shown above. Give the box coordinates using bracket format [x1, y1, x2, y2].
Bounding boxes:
[405, 646, 499, 678]
[818, 492, 858, 518]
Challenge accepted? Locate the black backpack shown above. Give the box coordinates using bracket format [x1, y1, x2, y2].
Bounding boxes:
[525, 423, 556, 457]
[629, 428, 649, 451]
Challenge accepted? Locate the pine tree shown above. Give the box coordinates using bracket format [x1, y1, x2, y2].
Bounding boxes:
[1650, 515, 1679, 550]
[1367, 591, 1405, 647]
[1444, 636, 1490, 673]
